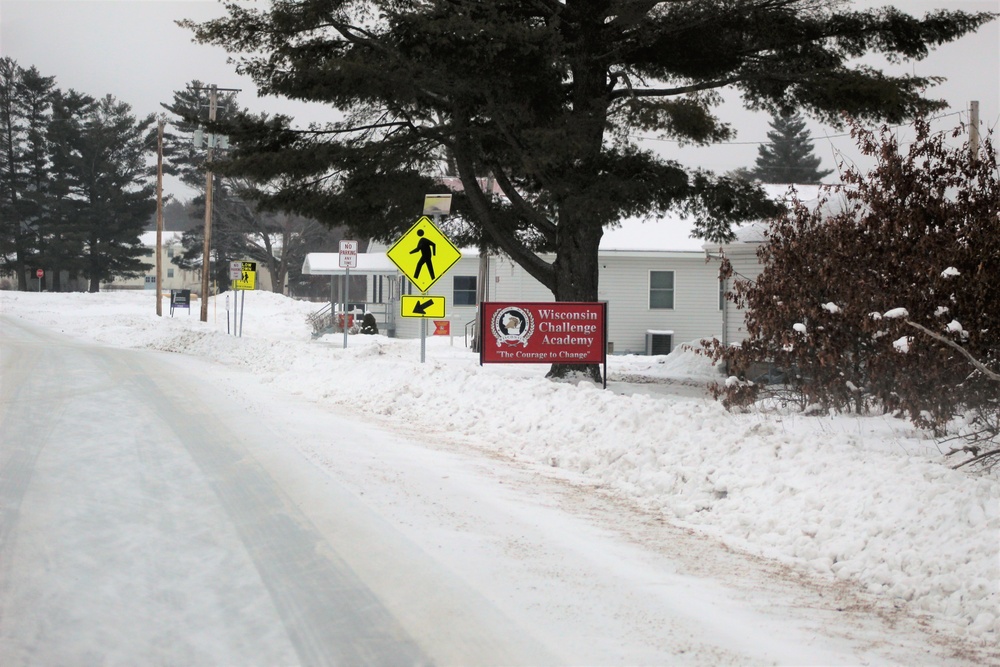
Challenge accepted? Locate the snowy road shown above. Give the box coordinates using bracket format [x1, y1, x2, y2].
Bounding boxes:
[0, 317, 986, 666]
[1, 318, 447, 665]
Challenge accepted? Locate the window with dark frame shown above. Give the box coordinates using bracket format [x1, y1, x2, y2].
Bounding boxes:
[649, 270, 674, 309]
[454, 275, 477, 306]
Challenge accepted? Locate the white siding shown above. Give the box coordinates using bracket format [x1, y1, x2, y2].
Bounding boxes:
[597, 252, 722, 354]
[392, 255, 482, 340]
[718, 245, 765, 346]
[377, 244, 724, 355]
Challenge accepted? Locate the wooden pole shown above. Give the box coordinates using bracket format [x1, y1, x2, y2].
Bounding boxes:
[200, 85, 217, 322]
[155, 118, 164, 317]
[970, 100, 980, 164]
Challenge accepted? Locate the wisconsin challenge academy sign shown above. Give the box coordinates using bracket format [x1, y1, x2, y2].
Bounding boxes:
[480, 302, 609, 387]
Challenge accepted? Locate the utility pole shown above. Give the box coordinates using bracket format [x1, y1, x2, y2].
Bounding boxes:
[155, 117, 165, 317]
[189, 83, 240, 322]
[200, 85, 218, 322]
[970, 100, 980, 164]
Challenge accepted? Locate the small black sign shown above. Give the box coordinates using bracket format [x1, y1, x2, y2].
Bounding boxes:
[170, 289, 191, 316]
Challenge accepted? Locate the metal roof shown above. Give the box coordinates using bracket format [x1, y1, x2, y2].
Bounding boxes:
[301, 252, 399, 276]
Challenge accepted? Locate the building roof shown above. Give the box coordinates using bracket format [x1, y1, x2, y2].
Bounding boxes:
[600, 213, 706, 252]
[301, 252, 398, 276]
[139, 231, 184, 246]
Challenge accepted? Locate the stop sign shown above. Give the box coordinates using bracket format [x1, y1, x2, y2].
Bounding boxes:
[36, 269, 43, 278]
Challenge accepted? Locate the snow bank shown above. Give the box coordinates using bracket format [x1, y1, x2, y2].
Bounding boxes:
[2, 290, 997, 638]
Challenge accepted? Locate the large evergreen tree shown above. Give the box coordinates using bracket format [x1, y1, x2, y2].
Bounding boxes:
[46, 93, 157, 292]
[752, 111, 833, 184]
[0, 58, 56, 290]
[162, 83, 346, 293]
[183, 0, 993, 377]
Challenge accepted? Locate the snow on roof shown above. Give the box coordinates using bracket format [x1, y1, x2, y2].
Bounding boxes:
[139, 231, 184, 246]
[301, 252, 398, 275]
[723, 184, 850, 246]
[600, 213, 706, 252]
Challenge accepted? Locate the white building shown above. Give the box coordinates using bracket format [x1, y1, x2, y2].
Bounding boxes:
[707, 185, 828, 348]
[105, 232, 273, 295]
[102, 232, 201, 293]
[305, 213, 728, 355]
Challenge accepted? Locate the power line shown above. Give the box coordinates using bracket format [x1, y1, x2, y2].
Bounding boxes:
[630, 111, 966, 148]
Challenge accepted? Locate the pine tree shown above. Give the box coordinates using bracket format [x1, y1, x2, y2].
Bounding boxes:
[752, 112, 833, 184]
[0, 58, 56, 290]
[184, 0, 995, 378]
[162, 83, 345, 293]
[46, 92, 156, 292]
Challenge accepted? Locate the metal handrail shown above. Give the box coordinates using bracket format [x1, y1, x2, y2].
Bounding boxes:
[465, 317, 477, 350]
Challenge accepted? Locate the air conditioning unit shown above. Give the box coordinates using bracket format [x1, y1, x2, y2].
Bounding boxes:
[645, 330, 673, 356]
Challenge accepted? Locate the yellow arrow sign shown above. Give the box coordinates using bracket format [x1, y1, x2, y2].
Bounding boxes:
[386, 216, 462, 293]
[401, 295, 446, 318]
[232, 261, 257, 290]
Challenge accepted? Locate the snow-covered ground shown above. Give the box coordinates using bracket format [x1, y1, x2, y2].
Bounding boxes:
[2, 289, 997, 648]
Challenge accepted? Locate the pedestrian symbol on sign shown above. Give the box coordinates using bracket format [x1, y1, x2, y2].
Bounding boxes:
[410, 229, 437, 280]
[386, 216, 461, 293]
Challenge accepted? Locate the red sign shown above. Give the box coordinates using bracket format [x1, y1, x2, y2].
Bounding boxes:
[433, 320, 450, 336]
[36, 269, 43, 278]
[480, 302, 607, 365]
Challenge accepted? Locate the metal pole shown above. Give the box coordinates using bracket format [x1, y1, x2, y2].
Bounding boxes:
[239, 289, 245, 337]
[342, 268, 349, 349]
[421, 317, 427, 363]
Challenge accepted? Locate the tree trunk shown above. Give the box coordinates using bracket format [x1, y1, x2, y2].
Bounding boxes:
[546, 215, 604, 383]
[15, 253, 27, 291]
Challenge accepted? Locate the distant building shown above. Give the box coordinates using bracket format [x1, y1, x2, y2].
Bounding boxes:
[305, 212, 727, 355]
[102, 232, 201, 294]
[104, 232, 274, 295]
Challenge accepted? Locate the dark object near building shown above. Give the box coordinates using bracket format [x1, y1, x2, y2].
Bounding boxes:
[360, 312, 378, 335]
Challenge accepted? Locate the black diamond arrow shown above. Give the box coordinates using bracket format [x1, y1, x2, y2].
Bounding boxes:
[412, 299, 435, 315]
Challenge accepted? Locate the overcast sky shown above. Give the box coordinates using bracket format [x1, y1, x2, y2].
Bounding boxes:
[2, 0, 997, 202]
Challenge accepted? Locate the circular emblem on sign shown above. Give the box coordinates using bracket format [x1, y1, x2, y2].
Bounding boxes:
[491, 306, 534, 347]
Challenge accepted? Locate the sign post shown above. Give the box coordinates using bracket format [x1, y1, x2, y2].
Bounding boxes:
[386, 216, 462, 363]
[230, 260, 256, 337]
[35, 268, 43, 292]
[339, 240, 358, 349]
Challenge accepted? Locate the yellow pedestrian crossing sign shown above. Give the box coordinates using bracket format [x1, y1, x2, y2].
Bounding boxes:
[232, 261, 257, 290]
[386, 216, 462, 292]
[401, 295, 446, 318]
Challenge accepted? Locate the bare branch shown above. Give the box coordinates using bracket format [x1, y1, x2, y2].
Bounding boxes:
[610, 77, 741, 100]
[905, 320, 1000, 383]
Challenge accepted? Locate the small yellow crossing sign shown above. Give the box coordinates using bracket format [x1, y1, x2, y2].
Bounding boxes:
[232, 261, 257, 290]
[386, 216, 462, 293]
[401, 295, 446, 319]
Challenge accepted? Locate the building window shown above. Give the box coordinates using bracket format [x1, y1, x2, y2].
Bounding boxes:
[719, 279, 725, 311]
[454, 276, 477, 306]
[167, 248, 174, 258]
[167, 269, 175, 278]
[649, 271, 674, 309]
[144, 276, 155, 284]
